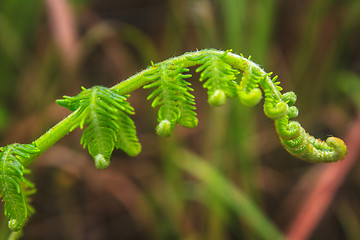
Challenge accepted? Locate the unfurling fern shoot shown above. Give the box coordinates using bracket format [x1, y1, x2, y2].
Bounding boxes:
[0, 49, 348, 235]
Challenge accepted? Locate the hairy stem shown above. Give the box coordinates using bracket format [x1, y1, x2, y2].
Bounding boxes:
[111, 49, 282, 99]
[21, 109, 81, 167]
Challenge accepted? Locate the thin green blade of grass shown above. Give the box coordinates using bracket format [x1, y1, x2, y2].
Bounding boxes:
[215, 0, 246, 51]
[175, 149, 285, 240]
[336, 198, 360, 240]
[117, 23, 159, 64]
[247, 0, 276, 62]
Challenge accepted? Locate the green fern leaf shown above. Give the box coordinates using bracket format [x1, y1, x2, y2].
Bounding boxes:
[237, 62, 263, 106]
[112, 108, 141, 157]
[263, 76, 289, 120]
[143, 63, 197, 136]
[58, 86, 141, 169]
[0, 143, 39, 231]
[56, 86, 87, 111]
[189, 51, 239, 106]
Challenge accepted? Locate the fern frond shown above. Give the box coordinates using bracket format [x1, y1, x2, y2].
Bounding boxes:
[143, 63, 197, 136]
[237, 62, 263, 106]
[57, 86, 141, 169]
[22, 171, 36, 218]
[0, 48, 350, 235]
[263, 75, 289, 120]
[188, 50, 239, 106]
[0, 143, 39, 231]
[281, 91, 299, 118]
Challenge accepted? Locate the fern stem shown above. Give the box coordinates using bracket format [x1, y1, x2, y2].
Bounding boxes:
[111, 49, 282, 100]
[20, 109, 81, 167]
[223, 51, 282, 100]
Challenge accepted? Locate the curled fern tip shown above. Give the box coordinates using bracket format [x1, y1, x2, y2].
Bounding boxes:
[208, 89, 226, 106]
[237, 88, 262, 106]
[156, 120, 172, 137]
[94, 154, 110, 169]
[326, 137, 348, 161]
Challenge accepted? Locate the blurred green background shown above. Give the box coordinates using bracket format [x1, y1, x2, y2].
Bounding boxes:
[0, 0, 360, 239]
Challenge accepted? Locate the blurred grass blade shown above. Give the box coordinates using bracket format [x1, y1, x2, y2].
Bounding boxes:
[176, 149, 284, 240]
[337, 198, 360, 240]
[215, 0, 246, 51]
[0, 14, 23, 64]
[118, 23, 158, 64]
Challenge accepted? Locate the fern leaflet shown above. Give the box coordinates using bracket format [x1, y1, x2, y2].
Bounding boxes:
[0, 143, 39, 231]
[262, 75, 289, 119]
[57, 86, 141, 169]
[187, 50, 239, 106]
[236, 57, 263, 106]
[143, 63, 197, 136]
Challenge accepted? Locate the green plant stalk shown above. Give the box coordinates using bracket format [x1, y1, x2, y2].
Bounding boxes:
[218, 0, 246, 50]
[112, 49, 281, 97]
[21, 108, 81, 166]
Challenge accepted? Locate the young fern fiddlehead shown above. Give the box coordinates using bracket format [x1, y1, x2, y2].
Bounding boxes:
[0, 49, 348, 234]
[274, 95, 347, 162]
